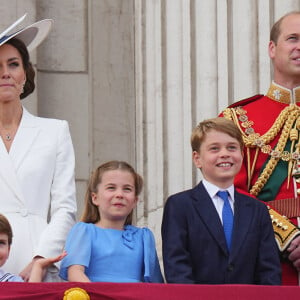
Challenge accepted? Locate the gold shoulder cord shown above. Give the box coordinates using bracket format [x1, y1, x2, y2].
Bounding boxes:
[223, 106, 300, 251]
[223, 106, 293, 146]
[250, 108, 299, 196]
[223, 106, 300, 195]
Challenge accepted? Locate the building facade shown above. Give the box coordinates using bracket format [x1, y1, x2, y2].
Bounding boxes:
[1, 0, 299, 260]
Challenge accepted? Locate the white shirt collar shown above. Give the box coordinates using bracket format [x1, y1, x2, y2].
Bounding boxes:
[202, 179, 235, 202]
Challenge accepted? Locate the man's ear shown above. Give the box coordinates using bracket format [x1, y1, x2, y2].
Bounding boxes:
[192, 151, 202, 168]
[268, 40, 276, 59]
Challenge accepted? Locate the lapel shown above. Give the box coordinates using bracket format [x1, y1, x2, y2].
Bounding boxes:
[229, 191, 253, 260]
[0, 138, 24, 203]
[9, 107, 40, 171]
[0, 107, 39, 203]
[191, 182, 229, 255]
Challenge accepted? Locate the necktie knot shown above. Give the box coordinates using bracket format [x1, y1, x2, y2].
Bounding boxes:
[217, 190, 233, 251]
[217, 190, 229, 202]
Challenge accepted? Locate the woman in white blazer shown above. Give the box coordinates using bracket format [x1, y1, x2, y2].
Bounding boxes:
[0, 16, 77, 281]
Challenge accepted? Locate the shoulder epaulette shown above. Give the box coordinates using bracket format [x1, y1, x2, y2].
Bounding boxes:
[228, 94, 264, 108]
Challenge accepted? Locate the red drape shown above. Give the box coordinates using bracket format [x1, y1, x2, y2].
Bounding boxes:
[0, 282, 300, 300]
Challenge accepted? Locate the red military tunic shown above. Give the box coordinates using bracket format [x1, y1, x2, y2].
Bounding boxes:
[222, 81, 300, 285]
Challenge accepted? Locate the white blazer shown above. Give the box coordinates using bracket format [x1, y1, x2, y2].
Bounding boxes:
[1, 107, 77, 275]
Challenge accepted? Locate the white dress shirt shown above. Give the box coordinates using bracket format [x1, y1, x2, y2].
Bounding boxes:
[202, 179, 235, 224]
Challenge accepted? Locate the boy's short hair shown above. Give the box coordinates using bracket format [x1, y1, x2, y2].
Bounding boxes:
[0, 214, 12, 245]
[191, 117, 244, 152]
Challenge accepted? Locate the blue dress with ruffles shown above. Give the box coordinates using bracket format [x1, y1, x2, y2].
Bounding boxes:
[59, 222, 163, 283]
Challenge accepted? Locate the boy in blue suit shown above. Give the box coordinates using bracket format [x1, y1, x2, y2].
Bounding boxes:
[161, 117, 281, 284]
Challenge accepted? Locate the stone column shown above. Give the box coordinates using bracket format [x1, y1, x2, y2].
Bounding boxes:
[89, 0, 135, 168]
[135, 0, 165, 255]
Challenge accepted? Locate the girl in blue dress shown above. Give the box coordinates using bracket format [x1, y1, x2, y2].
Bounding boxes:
[59, 161, 163, 283]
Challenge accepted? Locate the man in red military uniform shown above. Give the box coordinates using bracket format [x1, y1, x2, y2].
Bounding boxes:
[222, 11, 300, 285]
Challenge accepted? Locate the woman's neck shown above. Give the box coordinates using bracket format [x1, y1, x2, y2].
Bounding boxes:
[96, 219, 126, 230]
[0, 102, 22, 128]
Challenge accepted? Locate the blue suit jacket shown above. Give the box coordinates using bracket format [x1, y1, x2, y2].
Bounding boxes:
[161, 182, 281, 284]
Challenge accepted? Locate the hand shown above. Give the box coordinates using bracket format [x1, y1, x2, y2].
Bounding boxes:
[287, 236, 300, 271]
[34, 250, 67, 269]
[19, 260, 35, 282]
[28, 251, 67, 282]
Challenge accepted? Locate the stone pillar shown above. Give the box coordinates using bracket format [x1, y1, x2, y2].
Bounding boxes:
[135, 0, 193, 260]
[164, 0, 193, 195]
[89, 0, 135, 167]
[135, 0, 165, 257]
[231, 0, 259, 101]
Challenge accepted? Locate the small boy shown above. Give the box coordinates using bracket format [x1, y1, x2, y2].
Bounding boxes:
[0, 214, 65, 282]
[161, 117, 281, 284]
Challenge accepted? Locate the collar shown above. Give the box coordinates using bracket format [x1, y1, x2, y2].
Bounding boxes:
[202, 179, 235, 202]
[266, 81, 300, 104]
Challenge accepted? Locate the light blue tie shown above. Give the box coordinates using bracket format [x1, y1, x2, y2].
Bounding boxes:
[217, 191, 233, 251]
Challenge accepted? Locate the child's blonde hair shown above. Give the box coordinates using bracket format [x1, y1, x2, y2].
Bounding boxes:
[0, 214, 13, 245]
[191, 117, 244, 152]
[81, 160, 143, 225]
